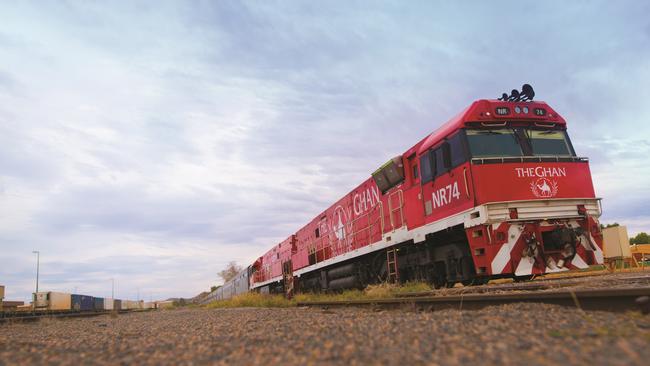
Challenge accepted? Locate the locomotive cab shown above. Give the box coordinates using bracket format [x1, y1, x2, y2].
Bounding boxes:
[455, 97, 603, 279]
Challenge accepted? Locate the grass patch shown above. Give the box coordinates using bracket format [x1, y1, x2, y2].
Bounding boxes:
[203, 281, 433, 308]
[205, 292, 293, 308]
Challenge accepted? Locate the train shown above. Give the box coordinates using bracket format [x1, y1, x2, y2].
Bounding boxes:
[31, 291, 157, 311]
[205, 84, 604, 302]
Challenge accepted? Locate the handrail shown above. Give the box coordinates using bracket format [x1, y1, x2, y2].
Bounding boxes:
[309, 202, 386, 265]
[273, 200, 390, 271]
[471, 156, 589, 165]
[463, 167, 470, 198]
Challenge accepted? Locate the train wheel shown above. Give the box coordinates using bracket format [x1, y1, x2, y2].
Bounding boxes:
[431, 261, 447, 289]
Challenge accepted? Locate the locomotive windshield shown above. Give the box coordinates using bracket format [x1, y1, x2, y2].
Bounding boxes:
[466, 128, 574, 158]
[527, 130, 573, 156]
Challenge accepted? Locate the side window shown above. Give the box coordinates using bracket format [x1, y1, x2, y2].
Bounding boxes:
[448, 133, 467, 167]
[407, 154, 418, 181]
[434, 147, 446, 176]
[419, 151, 433, 183]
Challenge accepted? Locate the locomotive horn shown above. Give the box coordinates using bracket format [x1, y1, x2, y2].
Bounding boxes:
[507, 89, 520, 101]
[496, 84, 535, 101]
[519, 84, 535, 101]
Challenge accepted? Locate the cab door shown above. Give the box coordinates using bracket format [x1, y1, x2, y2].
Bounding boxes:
[403, 153, 425, 229]
[282, 260, 294, 299]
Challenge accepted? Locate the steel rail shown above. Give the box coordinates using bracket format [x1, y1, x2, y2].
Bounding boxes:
[0, 309, 154, 324]
[297, 287, 650, 313]
[394, 273, 650, 298]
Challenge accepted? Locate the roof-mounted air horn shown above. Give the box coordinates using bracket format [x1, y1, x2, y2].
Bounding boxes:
[498, 84, 535, 102]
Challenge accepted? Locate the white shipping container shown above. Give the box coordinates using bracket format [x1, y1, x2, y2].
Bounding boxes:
[104, 297, 114, 310]
[603, 226, 632, 259]
[34, 292, 71, 310]
[123, 300, 138, 309]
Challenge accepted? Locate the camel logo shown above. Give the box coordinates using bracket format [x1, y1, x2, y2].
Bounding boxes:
[334, 212, 346, 240]
[331, 205, 351, 242]
[530, 178, 558, 198]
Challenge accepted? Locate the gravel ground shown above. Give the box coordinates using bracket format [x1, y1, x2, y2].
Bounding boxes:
[1, 304, 649, 365]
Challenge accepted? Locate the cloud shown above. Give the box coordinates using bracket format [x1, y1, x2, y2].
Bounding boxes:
[1, 1, 649, 301]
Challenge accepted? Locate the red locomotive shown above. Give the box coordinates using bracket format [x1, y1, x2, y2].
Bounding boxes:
[249, 85, 604, 295]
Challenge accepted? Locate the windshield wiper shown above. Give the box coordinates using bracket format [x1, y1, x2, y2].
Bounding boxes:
[477, 130, 502, 135]
[513, 128, 533, 155]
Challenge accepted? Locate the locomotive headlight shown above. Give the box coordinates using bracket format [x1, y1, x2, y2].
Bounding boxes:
[514, 106, 521, 114]
[522, 106, 529, 114]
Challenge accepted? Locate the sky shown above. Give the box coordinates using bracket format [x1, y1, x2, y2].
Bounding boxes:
[1, 1, 649, 302]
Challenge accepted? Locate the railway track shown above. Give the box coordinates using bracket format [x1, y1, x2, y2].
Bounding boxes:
[395, 272, 650, 298]
[0, 309, 153, 324]
[297, 287, 650, 313]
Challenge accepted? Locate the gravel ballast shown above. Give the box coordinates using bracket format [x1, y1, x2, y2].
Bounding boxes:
[1, 304, 649, 365]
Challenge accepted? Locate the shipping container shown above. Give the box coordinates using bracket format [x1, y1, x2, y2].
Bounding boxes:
[123, 300, 141, 310]
[34, 292, 71, 310]
[156, 300, 174, 309]
[603, 226, 633, 259]
[113, 299, 122, 311]
[71, 294, 94, 311]
[103, 297, 114, 310]
[93, 297, 104, 311]
[0, 285, 4, 309]
[2, 300, 24, 311]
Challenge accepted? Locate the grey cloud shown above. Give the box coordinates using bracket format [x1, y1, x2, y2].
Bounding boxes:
[2, 0, 650, 302]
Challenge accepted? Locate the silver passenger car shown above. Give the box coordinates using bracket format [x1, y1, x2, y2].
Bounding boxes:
[201, 266, 250, 304]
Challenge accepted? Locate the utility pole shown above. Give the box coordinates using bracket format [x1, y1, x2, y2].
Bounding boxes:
[32, 251, 40, 294]
[111, 278, 114, 299]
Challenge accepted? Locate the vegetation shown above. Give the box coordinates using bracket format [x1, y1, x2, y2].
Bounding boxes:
[218, 261, 243, 283]
[205, 292, 293, 308]
[629, 232, 649, 245]
[172, 298, 187, 307]
[204, 281, 433, 309]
